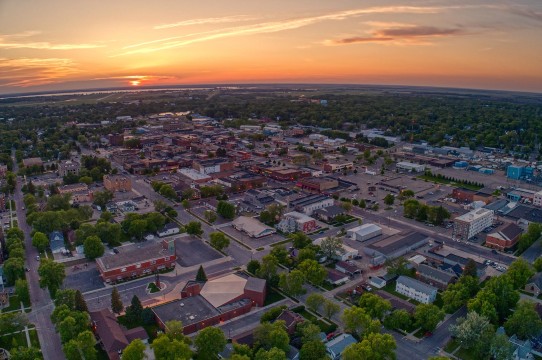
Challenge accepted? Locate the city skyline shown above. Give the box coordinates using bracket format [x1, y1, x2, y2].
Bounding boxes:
[1, 0, 542, 94]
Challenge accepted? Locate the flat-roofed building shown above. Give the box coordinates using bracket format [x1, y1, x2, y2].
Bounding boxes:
[396, 161, 425, 172]
[232, 216, 276, 238]
[454, 208, 494, 240]
[96, 239, 176, 283]
[276, 211, 317, 233]
[347, 223, 382, 242]
[364, 232, 430, 265]
[290, 194, 334, 216]
[323, 162, 353, 173]
[103, 175, 132, 192]
[298, 177, 338, 193]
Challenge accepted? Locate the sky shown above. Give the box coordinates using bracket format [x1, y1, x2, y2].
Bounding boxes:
[1, 0, 541, 94]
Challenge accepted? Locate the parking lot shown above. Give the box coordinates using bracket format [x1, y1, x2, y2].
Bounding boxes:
[220, 225, 287, 249]
[190, 205, 231, 226]
[63, 264, 105, 293]
[175, 235, 223, 267]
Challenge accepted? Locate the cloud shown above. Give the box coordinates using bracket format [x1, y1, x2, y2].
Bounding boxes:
[325, 24, 466, 46]
[0, 32, 105, 50]
[507, 6, 542, 23]
[117, 5, 444, 55]
[154, 15, 258, 30]
[0, 57, 81, 87]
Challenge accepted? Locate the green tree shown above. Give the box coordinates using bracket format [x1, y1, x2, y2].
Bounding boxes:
[358, 293, 392, 320]
[297, 322, 321, 343]
[83, 235, 105, 259]
[323, 299, 340, 319]
[298, 259, 326, 286]
[260, 306, 288, 324]
[185, 221, 203, 236]
[383, 194, 395, 206]
[32, 231, 49, 252]
[3, 257, 25, 285]
[342, 333, 396, 360]
[122, 339, 147, 360]
[38, 259, 66, 298]
[319, 236, 344, 259]
[254, 348, 286, 360]
[490, 334, 514, 360]
[9, 347, 43, 360]
[14, 279, 30, 306]
[196, 265, 207, 282]
[194, 327, 227, 360]
[62, 330, 97, 360]
[414, 304, 444, 332]
[152, 333, 192, 360]
[217, 201, 236, 220]
[125, 295, 143, 325]
[342, 306, 381, 338]
[254, 321, 290, 353]
[468, 276, 519, 323]
[299, 340, 328, 360]
[306, 293, 325, 313]
[257, 255, 279, 286]
[58, 314, 90, 343]
[74, 290, 88, 313]
[279, 270, 305, 297]
[383, 309, 411, 331]
[247, 259, 261, 275]
[534, 257, 542, 272]
[504, 300, 542, 339]
[128, 219, 148, 241]
[449, 312, 493, 349]
[54, 289, 76, 310]
[507, 258, 534, 289]
[288, 232, 312, 249]
[441, 275, 479, 313]
[46, 194, 71, 211]
[181, 199, 190, 210]
[463, 259, 478, 278]
[111, 287, 124, 314]
[204, 210, 217, 223]
[209, 232, 230, 251]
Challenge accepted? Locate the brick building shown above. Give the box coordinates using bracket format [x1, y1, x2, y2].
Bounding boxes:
[298, 177, 338, 193]
[103, 175, 132, 192]
[485, 223, 524, 251]
[108, 133, 125, 146]
[58, 160, 80, 177]
[96, 239, 176, 283]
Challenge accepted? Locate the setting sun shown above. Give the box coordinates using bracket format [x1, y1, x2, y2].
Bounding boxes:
[130, 80, 141, 86]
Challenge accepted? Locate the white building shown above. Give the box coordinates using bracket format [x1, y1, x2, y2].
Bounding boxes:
[313, 237, 358, 261]
[157, 223, 180, 237]
[347, 223, 382, 242]
[396, 161, 425, 172]
[232, 216, 276, 238]
[534, 190, 542, 207]
[454, 208, 494, 240]
[275, 211, 317, 234]
[290, 195, 334, 216]
[396, 276, 437, 304]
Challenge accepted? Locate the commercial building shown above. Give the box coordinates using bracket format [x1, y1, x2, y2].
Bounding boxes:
[58, 160, 80, 177]
[453, 208, 494, 240]
[297, 177, 338, 193]
[58, 183, 93, 203]
[396, 275, 438, 304]
[103, 175, 132, 192]
[178, 168, 212, 184]
[485, 223, 524, 251]
[396, 161, 425, 172]
[452, 188, 493, 204]
[290, 194, 334, 216]
[347, 223, 382, 242]
[232, 216, 276, 238]
[506, 165, 534, 180]
[276, 212, 317, 233]
[534, 191, 542, 207]
[193, 159, 235, 175]
[96, 239, 176, 283]
[363, 232, 430, 265]
[323, 162, 353, 173]
[153, 273, 266, 334]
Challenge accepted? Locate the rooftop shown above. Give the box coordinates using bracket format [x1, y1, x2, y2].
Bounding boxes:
[455, 208, 493, 222]
[96, 240, 174, 270]
[200, 273, 247, 308]
[152, 296, 220, 327]
[397, 275, 438, 295]
[366, 232, 429, 256]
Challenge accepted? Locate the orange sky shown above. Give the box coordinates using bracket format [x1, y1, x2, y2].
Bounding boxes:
[1, 0, 541, 94]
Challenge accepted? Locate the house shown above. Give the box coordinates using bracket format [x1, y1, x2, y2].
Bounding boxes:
[276, 211, 317, 234]
[347, 223, 382, 242]
[416, 264, 457, 290]
[313, 205, 345, 222]
[326, 269, 350, 285]
[157, 223, 180, 237]
[90, 309, 148, 360]
[326, 334, 357, 360]
[396, 275, 438, 304]
[275, 309, 304, 335]
[369, 277, 387, 289]
[49, 231, 65, 253]
[485, 223, 524, 251]
[232, 216, 277, 238]
[525, 273, 542, 297]
[335, 261, 361, 276]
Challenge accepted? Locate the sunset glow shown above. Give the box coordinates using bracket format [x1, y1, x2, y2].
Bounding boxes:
[1, 0, 541, 94]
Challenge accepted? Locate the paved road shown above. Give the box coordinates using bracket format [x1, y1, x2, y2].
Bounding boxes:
[12, 151, 64, 360]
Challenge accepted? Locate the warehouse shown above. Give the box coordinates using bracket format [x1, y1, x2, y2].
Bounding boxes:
[396, 162, 425, 172]
[347, 223, 382, 242]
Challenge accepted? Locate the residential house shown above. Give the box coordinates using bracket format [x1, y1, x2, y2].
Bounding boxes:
[275, 309, 304, 335]
[326, 334, 357, 360]
[525, 273, 542, 297]
[326, 269, 349, 286]
[157, 223, 180, 237]
[416, 264, 457, 290]
[369, 277, 387, 289]
[49, 231, 65, 254]
[313, 205, 345, 223]
[335, 261, 361, 276]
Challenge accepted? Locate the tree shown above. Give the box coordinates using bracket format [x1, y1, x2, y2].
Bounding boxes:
[279, 270, 305, 296]
[299, 340, 328, 360]
[32, 231, 49, 252]
[505, 300, 542, 339]
[383, 194, 395, 206]
[93, 190, 113, 208]
[297, 322, 321, 343]
[185, 221, 203, 236]
[340, 201, 353, 213]
[306, 293, 326, 313]
[257, 255, 279, 286]
[441, 275, 479, 313]
[63, 330, 97, 360]
[323, 300, 340, 319]
[217, 201, 236, 220]
[9, 347, 42, 360]
[463, 259, 478, 278]
[111, 287, 124, 314]
[46, 194, 71, 211]
[468, 276, 519, 323]
[414, 304, 445, 332]
[209, 232, 230, 251]
[254, 321, 290, 353]
[507, 258, 534, 289]
[254, 348, 287, 360]
[14, 279, 30, 306]
[83, 235, 104, 259]
[194, 327, 226, 360]
[128, 219, 147, 241]
[260, 306, 288, 323]
[55, 289, 76, 310]
[38, 259, 66, 298]
[298, 259, 326, 286]
[204, 210, 217, 224]
[74, 290, 88, 313]
[490, 334, 514, 360]
[358, 293, 392, 320]
[298, 248, 316, 263]
[196, 265, 207, 282]
[534, 257, 542, 272]
[319, 236, 344, 259]
[125, 295, 143, 325]
[342, 333, 396, 360]
[385, 257, 414, 277]
[122, 339, 147, 360]
[449, 312, 493, 349]
[342, 306, 381, 338]
[383, 309, 411, 331]
[152, 333, 192, 360]
[59, 314, 90, 343]
[181, 199, 190, 210]
[247, 259, 261, 275]
[289, 232, 312, 249]
[3, 257, 25, 285]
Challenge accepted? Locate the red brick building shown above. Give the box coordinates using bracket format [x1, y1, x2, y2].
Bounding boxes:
[96, 239, 176, 283]
[485, 223, 523, 251]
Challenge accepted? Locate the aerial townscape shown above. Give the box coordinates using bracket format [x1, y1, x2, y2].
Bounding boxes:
[1, 1, 542, 360]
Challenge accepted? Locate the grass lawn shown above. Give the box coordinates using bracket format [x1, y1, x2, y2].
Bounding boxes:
[382, 281, 410, 301]
[444, 339, 460, 353]
[321, 282, 336, 291]
[413, 328, 426, 339]
[147, 282, 160, 293]
[292, 307, 337, 333]
[417, 174, 482, 191]
[264, 288, 285, 306]
[1, 295, 22, 313]
[0, 328, 39, 350]
[455, 346, 479, 360]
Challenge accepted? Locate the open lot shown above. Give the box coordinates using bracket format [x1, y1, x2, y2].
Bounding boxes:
[220, 225, 286, 249]
[175, 235, 223, 267]
[190, 205, 231, 225]
[63, 265, 105, 293]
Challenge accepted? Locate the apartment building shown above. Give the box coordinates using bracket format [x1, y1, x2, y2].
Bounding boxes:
[103, 175, 132, 192]
[453, 208, 494, 240]
[534, 190, 542, 207]
[58, 160, 80, 177]
[396, 275, 438, 304]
